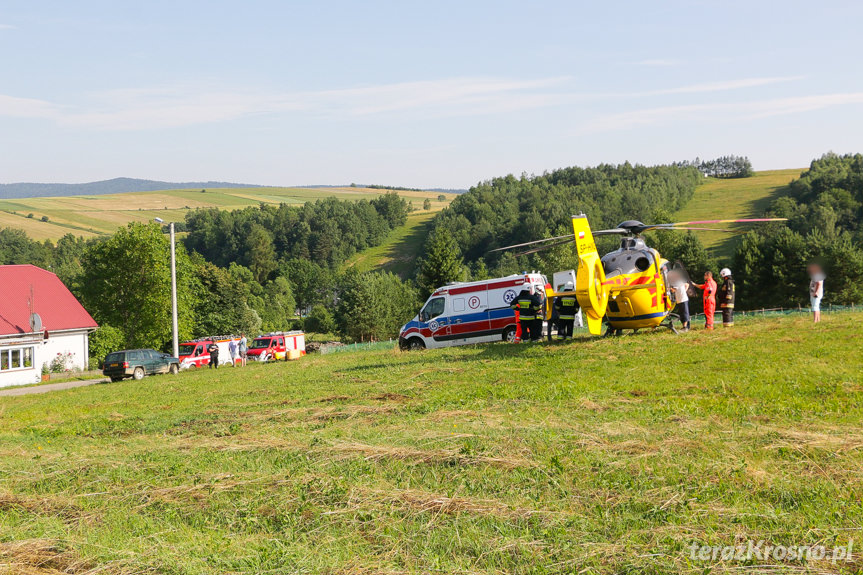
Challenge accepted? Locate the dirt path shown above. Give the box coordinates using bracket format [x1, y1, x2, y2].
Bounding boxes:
[0, 378, 106, 397]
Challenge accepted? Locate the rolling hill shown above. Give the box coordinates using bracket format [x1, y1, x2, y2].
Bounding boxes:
[672, 168, 801, 259]
[0, 186, 455, 241]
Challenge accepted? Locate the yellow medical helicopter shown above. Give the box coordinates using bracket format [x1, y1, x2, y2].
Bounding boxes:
[493, 214, 786, 336]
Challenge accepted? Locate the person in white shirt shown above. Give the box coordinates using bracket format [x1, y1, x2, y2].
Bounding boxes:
[669, 271, 691, 331]
[228, 339, 239, 366]
[807, 263, 826, 323]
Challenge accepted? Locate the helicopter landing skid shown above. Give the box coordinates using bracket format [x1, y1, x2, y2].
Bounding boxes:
[659, 313, 680, 334]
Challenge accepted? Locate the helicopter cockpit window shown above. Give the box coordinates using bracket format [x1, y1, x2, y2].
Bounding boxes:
[635, 257, 651, 272]
[420, 297, 445, 322]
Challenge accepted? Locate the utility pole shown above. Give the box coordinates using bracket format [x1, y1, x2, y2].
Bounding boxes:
[155, 218, 179, 358]
[169, 221, 179, 359]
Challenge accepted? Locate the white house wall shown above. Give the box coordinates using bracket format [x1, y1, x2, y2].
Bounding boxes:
[0, 330, 90, 389]
[41, 331, 89, 372]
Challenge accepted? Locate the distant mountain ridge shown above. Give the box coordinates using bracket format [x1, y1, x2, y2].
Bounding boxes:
[0, 178, 467, 199]
[0, 177, 261, 199]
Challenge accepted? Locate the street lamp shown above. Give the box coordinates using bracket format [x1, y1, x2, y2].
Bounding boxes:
[154, 218, 179, 358]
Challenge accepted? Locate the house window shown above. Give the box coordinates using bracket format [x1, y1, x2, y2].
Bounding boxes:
[0, 346, 35, 371]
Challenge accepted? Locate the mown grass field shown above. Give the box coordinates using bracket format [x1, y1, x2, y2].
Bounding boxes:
[1, 312, 861, 574]
[0, 187, 454, 241]
[674, 169, 801, 259]
[343, 211, 438, 278]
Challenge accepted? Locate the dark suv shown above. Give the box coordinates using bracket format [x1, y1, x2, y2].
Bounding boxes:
[102, 349, 181, 382]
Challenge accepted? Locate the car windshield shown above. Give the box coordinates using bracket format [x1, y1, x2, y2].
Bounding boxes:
[250, 338, 271, 349]
[105, 352, 123, 363]
[178, 344, 196, 356]
[421, 297, 445, 321]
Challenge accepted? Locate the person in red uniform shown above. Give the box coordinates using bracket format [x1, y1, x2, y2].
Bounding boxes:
[692, 271, 718, 329]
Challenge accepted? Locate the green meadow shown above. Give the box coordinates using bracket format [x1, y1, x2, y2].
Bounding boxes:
[1, 311, 861, 574]
[673, 169, 801, 259]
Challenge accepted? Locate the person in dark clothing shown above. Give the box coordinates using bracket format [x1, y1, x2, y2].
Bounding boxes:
[534, 286, 547, 342]
[511, 286, 543, 342]
[718, 268, 735, 327]
[553, 282, 578, 339]
[207, 340, 220, 368]
[547, 297, 559, 341]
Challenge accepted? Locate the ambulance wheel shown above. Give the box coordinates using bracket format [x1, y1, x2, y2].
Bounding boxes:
[407, 338, 425, 351]
[188, 364, 196, 369]
[502, 327, 517, 343]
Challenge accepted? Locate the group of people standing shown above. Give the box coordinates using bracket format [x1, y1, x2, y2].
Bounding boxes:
[671, 268, 735, 330]
[510, 282, 579, 342]
[207, 334, 248, 369]
[674, 263, 826, 329]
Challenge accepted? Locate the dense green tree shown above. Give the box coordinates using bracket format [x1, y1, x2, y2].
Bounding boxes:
[192, 260, 261, 336]
[336, 270, 419, 342]
[0, 228, 52, 266]
[304, 304, 336, 334]
[281, 258, 334, 313]
[245, 224, 277, 283]
[88, 325, 125, 366]
[52, 234, 87, 288]
[79, 222, 195, 349]
[416, 227, 466, 298]
[254, 276, 296, 332]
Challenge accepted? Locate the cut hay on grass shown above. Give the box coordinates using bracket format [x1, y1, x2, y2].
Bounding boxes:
[328, 441, 533, 469]
[0, 539, 99, 575]
[0, 492, 86, 523]
[355, 488, 543, 520]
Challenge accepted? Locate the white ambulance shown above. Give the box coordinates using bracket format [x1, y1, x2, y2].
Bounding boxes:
[398, 273, 548, 350]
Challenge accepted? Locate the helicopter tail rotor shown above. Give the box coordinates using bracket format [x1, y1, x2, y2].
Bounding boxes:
[571, 215, 609, 335]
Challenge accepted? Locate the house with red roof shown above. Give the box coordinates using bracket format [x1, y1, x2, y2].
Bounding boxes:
[0, 264, 98, 388]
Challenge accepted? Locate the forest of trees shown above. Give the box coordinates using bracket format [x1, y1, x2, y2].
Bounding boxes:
[733, 153, 863, 308]
[425, 162, 704, 276]
[678, 155, 754, 178]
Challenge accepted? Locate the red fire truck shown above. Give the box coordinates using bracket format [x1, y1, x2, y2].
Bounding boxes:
[178, 336, 241, 369]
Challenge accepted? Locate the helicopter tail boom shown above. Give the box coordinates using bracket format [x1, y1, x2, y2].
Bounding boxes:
[572, 215, 609, 335]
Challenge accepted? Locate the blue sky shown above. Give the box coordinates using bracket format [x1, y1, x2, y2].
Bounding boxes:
[1, 0, 862, 188]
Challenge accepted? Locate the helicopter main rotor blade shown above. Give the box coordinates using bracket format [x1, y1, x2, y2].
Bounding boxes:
[592, 228, 628, 236]
[668, 217, 788, 226]
[513, 237, 577, 257]
[487, 233, 575, 253]
[649, 226, 741, 233]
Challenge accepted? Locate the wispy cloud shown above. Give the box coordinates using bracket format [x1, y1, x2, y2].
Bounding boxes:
[0, 77, 572, 130]
[0, 24, 14, 30]
[649, 76, 804, 96]
[582, 92, 863, 133]
[1, 75, 856, 133]
[0, 94, 61, 118]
